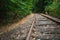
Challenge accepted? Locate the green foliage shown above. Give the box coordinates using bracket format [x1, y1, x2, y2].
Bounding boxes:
[0, 0, 34, 25]
[0, 0, 60, 26]
[45, 0, 60, 19]
[45, 2, 58, 12]
[45, 0, 53, 6]
[33, 0, 45, 13]
[33, 0, 60, 18]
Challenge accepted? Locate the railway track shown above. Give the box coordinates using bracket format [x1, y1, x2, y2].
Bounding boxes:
[0, 14, 60, 40]
[26, 14, 60, 40]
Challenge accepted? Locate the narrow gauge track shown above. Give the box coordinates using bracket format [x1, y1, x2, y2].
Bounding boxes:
[26, 14, 60, 40]
[0, 14, 60, 40]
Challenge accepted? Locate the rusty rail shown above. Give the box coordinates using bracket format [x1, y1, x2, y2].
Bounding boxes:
[26, 15, 35, 40]
[41, 14, 60, 24]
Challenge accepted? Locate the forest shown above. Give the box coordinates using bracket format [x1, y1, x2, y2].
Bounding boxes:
[0, 0, 60, 25]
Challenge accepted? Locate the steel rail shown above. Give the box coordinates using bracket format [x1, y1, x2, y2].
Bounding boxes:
[26, 15, 36, 40]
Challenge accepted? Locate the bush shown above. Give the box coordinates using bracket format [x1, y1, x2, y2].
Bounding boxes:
[45, 0, 60, 19]
[0, 0, 34, 25]
[32, 0, 45, 13]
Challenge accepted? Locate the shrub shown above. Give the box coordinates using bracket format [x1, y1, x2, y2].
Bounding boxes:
[45, 0, 60, 19]
[0, 0, 34, 25]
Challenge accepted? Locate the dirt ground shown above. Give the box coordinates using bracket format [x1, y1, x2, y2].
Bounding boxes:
[0, 14, 34, 35]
